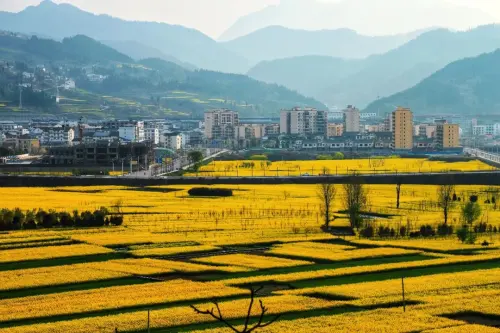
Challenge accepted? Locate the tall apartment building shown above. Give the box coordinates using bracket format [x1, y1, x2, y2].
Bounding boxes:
[235, 124, 266, 140]
[392, 107, 413, 150]
[343, 105, 360, 133]
[384, 112, 393, 132]
[204, 109, 239, 140]
[280, 107, 327, 137]
[436, 122, 460, 149]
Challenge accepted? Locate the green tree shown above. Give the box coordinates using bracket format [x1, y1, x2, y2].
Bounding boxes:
[343, 173, 368, 230]
[188, 151, 203, 165]
[437, 184, 455, 224]
[461, 201, 482, 225]
[317, 183, 336, 229]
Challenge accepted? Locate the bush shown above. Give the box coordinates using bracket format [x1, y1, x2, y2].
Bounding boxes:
[469, 195, 478, 203]
[420, 225, 436, 237]
[377, 226, 392, 238]
[437, 223, 453, 236]
[249, 155, 268, 161]
[360, 225, 374, 238]
[456, 226, 468, 243]
[399, 226, 407, 237]
[466, 231, 477, 244]
[188, 187, 233, 197]
[332, 152, 345, 160]
[109, 215, 124, 226]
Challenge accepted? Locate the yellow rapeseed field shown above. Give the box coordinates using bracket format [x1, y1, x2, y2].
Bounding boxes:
[187, 158, 496, 177]
[194, 253, 313, 269]
[0, 158, 499, 332]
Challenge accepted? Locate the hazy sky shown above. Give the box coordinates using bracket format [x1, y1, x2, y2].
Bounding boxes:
[0, 0, 499, 38]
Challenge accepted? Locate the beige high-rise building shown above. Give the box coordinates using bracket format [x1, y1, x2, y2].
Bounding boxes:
[392, 107, 413, 150]
[204, 109, 239, 140]
[343, 105, 360, 132]
[280, 107, 328, 137]
[436, 123, 460, 149]
[327, 123, 344, 137]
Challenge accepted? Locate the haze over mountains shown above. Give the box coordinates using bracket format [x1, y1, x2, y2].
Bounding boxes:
[364, 49, 500, 115]
[0, 0, 499, 116]
[222, 26, 426, 67]
[0, 0, 249, 73]
[248, 25, 500, 110]
[220, 0, 496, 41]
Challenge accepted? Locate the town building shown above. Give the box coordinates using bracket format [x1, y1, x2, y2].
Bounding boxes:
[392, 107, 413, 150]
[436, 121, 460, 150]
[280, 107, 328, 137]
[343, 105, 360, 133]
[118, 122, 145, 143]
[163, 132, 183, 150]
[144, 128, 160, 145]
[327, 123, 344, 137]
[40, 127, 75, 146]
[204, 109, 239, 140]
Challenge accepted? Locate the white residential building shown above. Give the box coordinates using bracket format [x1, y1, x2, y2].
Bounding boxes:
[144, 128, 160, 145]
[280, 107, 328, 137]
[204, 109, 239, 140]
[118, 122, 145, 143]
[40, 127, 75, 146]
[473, 125, 495, 136]
[163, 133, 183, 150]
[343, 105, 360, 133]
[63, 79, 76, 90]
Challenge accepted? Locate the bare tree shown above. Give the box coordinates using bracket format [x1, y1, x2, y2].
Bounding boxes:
[190, 287, 280, 333]
[317, 183, 336, 229]
[437, 184, 455, 224]
[396, 183, 402, 209]
[343, 173, 368, 230]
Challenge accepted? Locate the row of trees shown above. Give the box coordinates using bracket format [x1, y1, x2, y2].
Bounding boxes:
[0, 207, 123, 231]
[318, 176, 495, 243]
[318, 172, 368, 230]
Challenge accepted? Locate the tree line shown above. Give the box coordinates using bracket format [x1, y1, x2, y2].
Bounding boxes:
[317, 175, 497, 244]
[0, 207, 123, 231]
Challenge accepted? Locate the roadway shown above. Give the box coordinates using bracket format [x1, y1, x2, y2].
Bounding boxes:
[2, 171, 500, 187]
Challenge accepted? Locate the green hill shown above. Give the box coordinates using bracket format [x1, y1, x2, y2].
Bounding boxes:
[0, 33, 324, 118]
[364, 49, 500, 115]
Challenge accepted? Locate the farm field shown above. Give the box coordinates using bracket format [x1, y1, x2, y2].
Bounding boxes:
[0, 166, 499, 331]
[186, 158, 497, 177]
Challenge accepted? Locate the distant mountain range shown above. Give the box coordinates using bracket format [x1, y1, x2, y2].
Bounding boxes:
[222, 26, 426, 67]
[364, 49, 500, 115]
[0, 32, 132, 63]
[101, 40, 197, 71]
[220, 0, 496, 41]
[0, 0, 248, 73]
[0, 31, 324, 118]
[248, 25, 500, 110]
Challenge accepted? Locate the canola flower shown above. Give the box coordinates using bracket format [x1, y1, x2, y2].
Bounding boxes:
[0, 244, 112, 263]
[0, 279, 246, 322]
[194, 253, 313, 269]
[0, 295, 340, 333]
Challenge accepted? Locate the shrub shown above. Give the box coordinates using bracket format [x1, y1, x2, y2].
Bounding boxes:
[456, 226, 468, 243]
[399, 226, 407, 237]
[420, 225, 436, 237]
[466, 231, 477, 245]
[437, 223, 453, 236]
[109, 215, 124, 226]
[469, 195, 478, 203]
[360, 226, 374, 238]
[377, 226, 392, 238]
[188, 188, 233, 197]
[332, 152, 345, 160]
[249, 155, 268, 161]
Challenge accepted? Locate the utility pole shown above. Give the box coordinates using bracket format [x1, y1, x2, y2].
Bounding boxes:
[401, 276, 406, 312]
[19, 85, 22, 109]
[121, 159, 124, 177]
